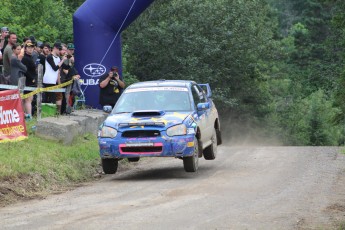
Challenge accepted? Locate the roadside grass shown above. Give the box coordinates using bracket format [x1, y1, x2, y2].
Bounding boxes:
[338, 221, 345, 230]
[0, 119, 101, 205]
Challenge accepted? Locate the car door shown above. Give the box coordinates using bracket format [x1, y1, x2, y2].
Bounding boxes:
[191, 84, 212, 144]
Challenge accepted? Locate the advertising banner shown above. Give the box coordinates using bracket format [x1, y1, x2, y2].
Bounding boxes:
[0, 89, 27, 143]
[73, 0, 154, 109]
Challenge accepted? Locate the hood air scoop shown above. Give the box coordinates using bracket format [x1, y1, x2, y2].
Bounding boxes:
[132, 110, 165, 117]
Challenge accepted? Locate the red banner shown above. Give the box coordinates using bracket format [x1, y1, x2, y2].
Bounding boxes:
[0, 89, 27, 143]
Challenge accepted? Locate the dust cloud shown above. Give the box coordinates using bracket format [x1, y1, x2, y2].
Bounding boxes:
[220, 116, 283, 147]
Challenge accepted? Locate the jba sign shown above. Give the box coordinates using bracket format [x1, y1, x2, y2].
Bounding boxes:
[0, 89, 27, 143]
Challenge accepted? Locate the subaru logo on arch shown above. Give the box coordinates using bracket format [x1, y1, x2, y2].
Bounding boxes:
[83, 63, 106, 78]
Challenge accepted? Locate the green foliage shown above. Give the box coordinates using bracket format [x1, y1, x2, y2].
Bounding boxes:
[124, 0, 276, 118]
[333, 70, 345, 124]
[0, 0, 73, 43]
[63, 0, 85, 11]
[121, 44, 139, 87]
[270, 90, 341, 145]
[264, 0, 344, 145]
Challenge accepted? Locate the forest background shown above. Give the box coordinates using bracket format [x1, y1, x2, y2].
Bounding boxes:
[0, 0, 344, 146]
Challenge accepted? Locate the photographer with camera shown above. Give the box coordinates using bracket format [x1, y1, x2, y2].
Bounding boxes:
[99, 66, 125, 108]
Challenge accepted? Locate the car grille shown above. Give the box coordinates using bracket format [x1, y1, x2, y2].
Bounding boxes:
[122, 130, 160, 138]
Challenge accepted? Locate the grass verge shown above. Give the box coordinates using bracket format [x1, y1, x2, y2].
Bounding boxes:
[0, 119, 101, 207]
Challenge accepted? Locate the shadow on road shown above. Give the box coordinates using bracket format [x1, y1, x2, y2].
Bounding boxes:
[111, 163, 216, 181]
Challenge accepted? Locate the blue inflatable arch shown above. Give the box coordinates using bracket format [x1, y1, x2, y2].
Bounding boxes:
[73, 0, 154, 108]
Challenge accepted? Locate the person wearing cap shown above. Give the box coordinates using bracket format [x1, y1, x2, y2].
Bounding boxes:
[0, 27, 9, 53]
[99, 66, 125, 108]
[43, 42, 67, 113]
[21, 42, 37, 119]
[36, 41, 43, 55]
[67, 43, 75, 56]
[60, 45, 80, 114]
[28, 36, 39, 62]
[0, 27, 10, 84]
[2, 32, 17, 84]
[18, 37, 32, 60]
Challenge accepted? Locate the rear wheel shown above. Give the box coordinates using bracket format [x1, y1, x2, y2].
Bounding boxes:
[102, 159, 118, 174]
[128, 157, 140, 162]
[216, 128, 222, 145]
[204, 128, 217, 160]
[183, 139, 199, 172]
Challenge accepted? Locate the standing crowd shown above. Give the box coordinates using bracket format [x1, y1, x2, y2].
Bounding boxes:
[0, 26, 79, 119]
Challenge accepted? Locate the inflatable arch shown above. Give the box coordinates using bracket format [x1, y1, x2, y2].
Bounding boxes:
[73, 0, 154, 108]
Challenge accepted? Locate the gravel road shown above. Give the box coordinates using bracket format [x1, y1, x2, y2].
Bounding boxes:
[0, 146, 344, 230]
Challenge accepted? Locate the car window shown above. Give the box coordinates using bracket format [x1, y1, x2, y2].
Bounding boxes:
[192, 85, 207, 107]
[114, 87, 192, 113]
[195, 85, 207, 103]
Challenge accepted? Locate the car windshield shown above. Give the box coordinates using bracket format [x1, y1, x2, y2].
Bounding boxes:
[113, 87, 192, 113]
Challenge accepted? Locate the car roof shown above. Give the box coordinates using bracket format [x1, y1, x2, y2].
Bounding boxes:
[127, 80, 196, 89]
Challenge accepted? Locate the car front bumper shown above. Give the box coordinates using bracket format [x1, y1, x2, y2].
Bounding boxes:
[99, 134, 195, 159]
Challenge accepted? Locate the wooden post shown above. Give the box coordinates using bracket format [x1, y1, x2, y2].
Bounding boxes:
[65, 84, 72, 114]
[36, 64, 43, 120]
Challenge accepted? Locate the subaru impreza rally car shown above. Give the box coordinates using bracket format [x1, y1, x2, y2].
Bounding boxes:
[98, 80, 222, 174]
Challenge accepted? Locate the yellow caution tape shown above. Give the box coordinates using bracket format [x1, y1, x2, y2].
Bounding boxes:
[20, 80, 74, 99]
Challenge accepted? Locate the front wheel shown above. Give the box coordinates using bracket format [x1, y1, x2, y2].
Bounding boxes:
[102, 159, 118, 174]
[183, 139, 199, 172]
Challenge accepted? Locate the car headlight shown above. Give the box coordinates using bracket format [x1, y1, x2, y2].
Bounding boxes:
[99, 126, 117, 138]
[167, 124, 187, 136]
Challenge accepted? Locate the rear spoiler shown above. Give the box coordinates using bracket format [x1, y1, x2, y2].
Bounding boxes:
[198, 83, 212, 98]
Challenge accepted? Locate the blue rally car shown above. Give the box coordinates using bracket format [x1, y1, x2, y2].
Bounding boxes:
[98, 80, 222, 174]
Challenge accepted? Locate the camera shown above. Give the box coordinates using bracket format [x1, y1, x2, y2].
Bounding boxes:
[113, 71, 118, 77]
[66, 54, 72, 59]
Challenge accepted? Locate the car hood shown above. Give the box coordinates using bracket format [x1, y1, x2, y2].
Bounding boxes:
[103, 110, 194, 130]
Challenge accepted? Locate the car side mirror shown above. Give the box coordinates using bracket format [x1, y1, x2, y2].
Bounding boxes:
[103, 105, 112, 113]
[197, 102, 210, 111]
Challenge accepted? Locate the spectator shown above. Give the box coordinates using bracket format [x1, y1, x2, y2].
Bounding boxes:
[29, 36, 39, 62]
[2, 32, 17, 84]
[67, 43, 75, 57]
[53, 43, 68, 114]
[43, 42, 66, 114]
[60, 55, 80, 114]
[9, 43, 27, 86]
[32, 44, 39, 63]
[99, 66, 125, 108]
[21, 42, 37, 119]
[38, 43, 50, 73]
[18, 37, 32, 60]
[0, 27, 9, 54]
[36, 41, 43, 55]
[0, 27, 9, 74]
[0, 49, 2, 72]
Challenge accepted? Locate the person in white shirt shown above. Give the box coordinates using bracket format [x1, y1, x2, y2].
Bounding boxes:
[43, 42, 67, 114]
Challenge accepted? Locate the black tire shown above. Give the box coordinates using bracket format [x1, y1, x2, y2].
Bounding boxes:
[128, 157, 140, 162]
[102, 159, 118, 174]
[183, 139, 199, 172]
[216, 128, 222, 145]
[198, 140, 203, 158]
[204, 128, 217, 160]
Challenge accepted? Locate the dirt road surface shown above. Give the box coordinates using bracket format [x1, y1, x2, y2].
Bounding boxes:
[0, 146, 344, 230]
